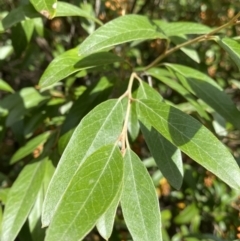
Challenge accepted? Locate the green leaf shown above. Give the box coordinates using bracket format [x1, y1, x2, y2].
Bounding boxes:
[79, 14, 167, 56]
[136, 99, 240, 190]
[42, 99, 126, 226]
[1, 158, 47, 241]
[96, 183, 122, 240]
[121, 149, 162, 241]
[0, 79, 14, 93]
[5, 87, 48, 126]
[166, 63, 240, 129]
[140, 124, 183, 190]
[55, 1, 102, 25]
[0, 4, 40, 31]
[39, 50, 123, 88]
[10, 131, 51, 164]
[58, 76, 113, 154]
[30, 0, 57, 19]
[147, 68, 210, 120]
[154, 20, 211, 36]
[171, 36, 200, 63]
[216, 37, 240, 71]
[45, 144, 123, 241]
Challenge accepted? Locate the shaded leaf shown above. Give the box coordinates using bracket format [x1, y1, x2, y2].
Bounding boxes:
[166, 63, 240, 129]
[39, 50, 123, 88]
[55, 1, 102, 25]
[147, 68, 210, 120]
[45, 144, 123, 241]
[42, 99, 126, 226]
[121, 149, 162, 241]
[140, 124, 183, 190]
[136, 99, 240, 190]
[1, 158, 47, 241]
[79, 14, 167, 56]
[30, 0, 57, 19]
[10, 131, 51, 164]
[0, 4, 40, 31]
[216, 37, 240, 71]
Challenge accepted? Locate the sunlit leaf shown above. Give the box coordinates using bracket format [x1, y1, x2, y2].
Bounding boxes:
[0, 79, 14, 93]
[30, 0, 57, 19]
[121, 149, 162, 241]
[216, 37, 240, 71]
[42, 99, 126, 226]
[136, 99, 240, 190]
[1, 158, 47, 241]
[10, 131, 51, 164]
[55, 1, 102, 25]
[79, 14, 167, 56]
[45, 144, 123, 241]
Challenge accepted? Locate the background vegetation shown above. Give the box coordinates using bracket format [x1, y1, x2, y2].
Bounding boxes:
[1, 0, 240, 240]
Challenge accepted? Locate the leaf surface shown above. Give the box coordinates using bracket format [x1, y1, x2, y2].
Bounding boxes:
[39, 50, 123, 88]
[30, 0, 57, 19]
[1, 158, 46, 241]
[136, 99, 240, 190]
[166, 63, 240, 129]
[216, 37, 240, 71]
[121, 149, 162, 241]
[55, 1, 102, 25]
[79, 14, 167, 56]
[42, 99, 126, 226]
[10, 131, 51, 164]
[45, 144, 123, 241]
[96, 183, 122, 240]
[0, 79, 14, 93]
[154, 20, 211, 36]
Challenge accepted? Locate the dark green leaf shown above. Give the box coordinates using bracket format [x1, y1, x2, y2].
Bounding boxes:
[136, 99, 240, 190]
[0, 4, 40, 31]
[79, 14, 167, 56]
[39, 50, 123, 88]
[1, 158, 47, 241]
[140, 124, 183, 190]
[121, 149, 162, 241]
[45, 144, 123, 241]
[42, 99, 126, 226]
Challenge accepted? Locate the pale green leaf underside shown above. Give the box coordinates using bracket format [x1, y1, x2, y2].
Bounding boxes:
[42, 99, 126, 226]
[30, 0, 57, 19]
[45, 144, 123, 241]
[216, 37, 240, 71]
[39, 49, 123, 88]
[136, 99, 240, 190]
[10, 131, 51, 164]
[121, 149, 162, 241]
[1, 158, 46, 241]
[96, 182, 122, 240]
[79, 14, 167, 56]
